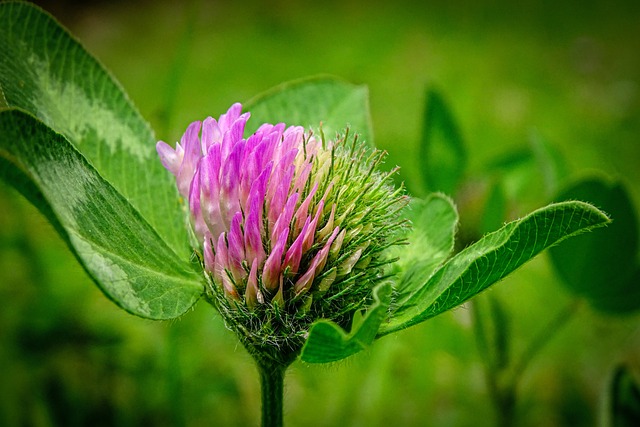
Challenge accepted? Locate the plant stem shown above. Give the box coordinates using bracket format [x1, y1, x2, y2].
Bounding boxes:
[258, 361, 287, 427]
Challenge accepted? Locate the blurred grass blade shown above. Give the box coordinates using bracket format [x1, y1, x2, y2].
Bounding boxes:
[549, 178, 640, 314]
[0, 1, 190, 261]
[390, 193, 458, 304]
[301, 283, 392, 363]
[245, 76, 374, 146]
[420, 88, 466, 195]
[378, 201, 610, 336]
[611, 365, 640, 427]
[0, 109, 203, 319]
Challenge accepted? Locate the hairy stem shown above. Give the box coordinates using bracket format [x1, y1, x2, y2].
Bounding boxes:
[258, 361, 287, 427]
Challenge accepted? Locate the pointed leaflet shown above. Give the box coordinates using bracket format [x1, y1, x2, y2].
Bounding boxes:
[301, 282, 393, 363]
[0, 109, 203, 319]
[378, 201, 610, 336]
[420, 88, 466, 195]
[245, 76, 374, 147]
[0, 2, 190, 260]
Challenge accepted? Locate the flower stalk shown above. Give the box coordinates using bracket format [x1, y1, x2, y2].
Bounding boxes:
[258, 361, 287, 427]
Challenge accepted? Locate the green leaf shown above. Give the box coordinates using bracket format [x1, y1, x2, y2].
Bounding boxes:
[301, 282, 393, 363]
[390, 193, 458, 304]
[549, 178, 640, 314]
[0, 109, 203, 319]
[0, 1, 190, 261]
[244, 76, 373, 146]
[378, 201, 610, 336]
[419, 88, 466, 195]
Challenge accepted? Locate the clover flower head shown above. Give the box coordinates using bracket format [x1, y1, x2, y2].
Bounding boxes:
[157, 103, 407, 362]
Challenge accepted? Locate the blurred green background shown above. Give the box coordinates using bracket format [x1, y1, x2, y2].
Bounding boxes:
[1, 0, 639, 425]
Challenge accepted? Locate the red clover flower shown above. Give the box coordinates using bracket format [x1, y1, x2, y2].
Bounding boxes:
[157, 103, 407, 365]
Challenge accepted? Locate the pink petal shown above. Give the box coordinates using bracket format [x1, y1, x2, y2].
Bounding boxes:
[262, 228, 288, 292]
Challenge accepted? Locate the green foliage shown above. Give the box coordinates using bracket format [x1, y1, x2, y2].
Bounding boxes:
[0, 109, 203, 319]
[549, 178, 640, 313]
[245, 76, 373, 146]
[419, 88, 466, 195]
[380, 200, 610, 336]
[0, 2, 203, 319]
[0, 1, 190, 261]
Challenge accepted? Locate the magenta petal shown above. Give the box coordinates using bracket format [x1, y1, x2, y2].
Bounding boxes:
[271, 192, 299, 245]
[203, 232, 215, 272]
[213, 233, 228, 283]
[220, 140, 245, 228]
[245, 259, 262, 308]
[227, 212, 246, 280]
[268, 163, 295, 227]
[176, 121, 202, 197]
[294, 227, 340, 295]
[262, 228, 288, 292]
[201, 116, 221, 151]
[244, 166, 271, 266]
[188, 165, 207, 238]
[301, 199, 324, 253]
[218, 103, 243, 133]
[200, 144, 224, 236]
[156, 141, 182, 176]
[293, 182, 319, 233]
[294, 265, 316, 296]
[283, 216, 310, 275]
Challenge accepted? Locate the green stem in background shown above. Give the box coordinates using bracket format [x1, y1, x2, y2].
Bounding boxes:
[472, 296, 581, 427]
[510, 298, 581, 382]
[258, 361, 287, 427]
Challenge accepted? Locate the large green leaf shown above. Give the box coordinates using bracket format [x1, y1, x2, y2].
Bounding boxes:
[0, 1, 190, 260]
[419, 88, 466, 195]
[244, 76, 373, 146]
[0, 109, 203, 319]
[378, 201, 610, 336]
[301, 282, 393, 363]
[549, 178, 640, 314]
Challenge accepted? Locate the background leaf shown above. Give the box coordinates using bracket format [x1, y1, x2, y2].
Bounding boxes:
[419, 88, 467, 195]
[244, 76, 373, 146]
[378, 201, 610, 336]
[0, 109, 203, 319]
[301, 283, 392, 363]
[549, 177, 640, 314]
[0, 1, 190, 261]
[611, 365, 640, 427]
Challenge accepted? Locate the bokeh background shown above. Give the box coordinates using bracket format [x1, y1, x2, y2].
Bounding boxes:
[1, 0, 639, 425]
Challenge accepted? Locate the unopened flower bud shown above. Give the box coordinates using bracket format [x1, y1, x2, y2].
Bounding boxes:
[157, 103, 408, 364]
